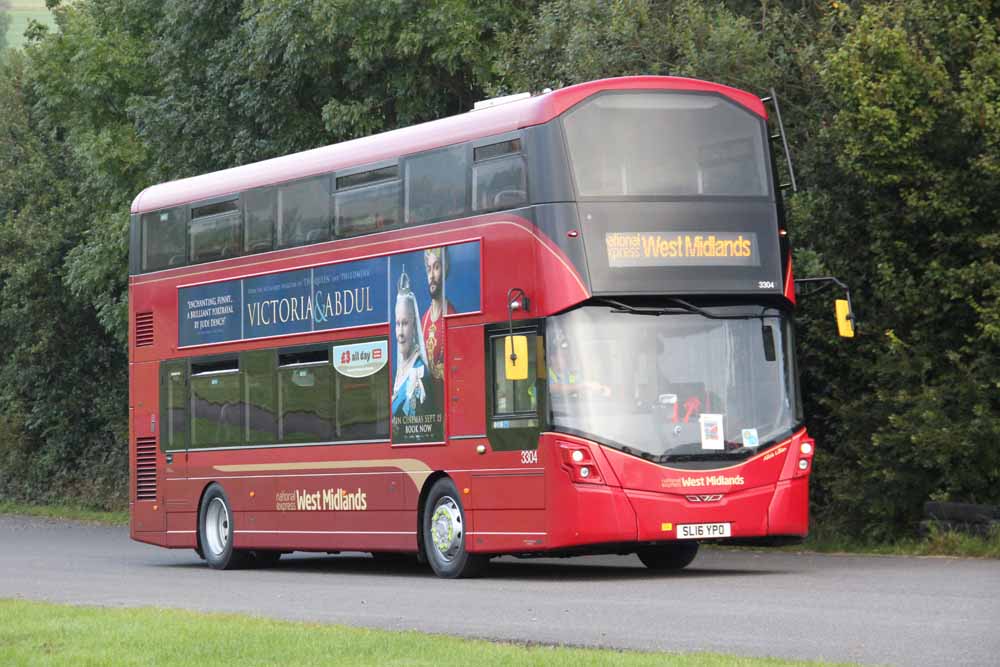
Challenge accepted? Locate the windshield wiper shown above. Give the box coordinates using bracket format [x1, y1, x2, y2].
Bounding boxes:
[599, 297, 769, 321]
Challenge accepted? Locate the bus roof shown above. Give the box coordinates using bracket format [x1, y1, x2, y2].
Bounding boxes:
[131, 76, 766, 215]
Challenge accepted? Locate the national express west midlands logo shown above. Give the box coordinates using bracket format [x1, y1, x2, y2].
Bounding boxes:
[661, 475, 746, 489]
[275, 488, 368, 511]
[605, 231, 760, 268]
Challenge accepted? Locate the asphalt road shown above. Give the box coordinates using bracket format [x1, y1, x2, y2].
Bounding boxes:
[1, 515, 997, 666]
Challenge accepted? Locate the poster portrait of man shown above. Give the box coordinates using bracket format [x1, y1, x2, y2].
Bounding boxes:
[422, 247, 455, 385]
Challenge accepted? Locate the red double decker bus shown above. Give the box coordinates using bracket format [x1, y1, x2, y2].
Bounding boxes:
[129, 76, 814, 577]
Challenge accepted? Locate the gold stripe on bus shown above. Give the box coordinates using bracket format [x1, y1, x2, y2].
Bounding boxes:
[213, 458, 432, 486]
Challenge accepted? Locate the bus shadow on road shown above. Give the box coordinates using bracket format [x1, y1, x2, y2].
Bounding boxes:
[186, 553, 789, 581]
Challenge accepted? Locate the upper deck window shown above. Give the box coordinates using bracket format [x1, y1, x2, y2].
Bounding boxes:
[244, 187, 276, 255]
[405, 145, 468, 224]
[334, 165, 401, 238]
[473, 139, 527, 212]
[141, 208, 186, 272]
[190, 198, 240, 264]
[562, 92, 768, 198]
[277, 176, 331, 248]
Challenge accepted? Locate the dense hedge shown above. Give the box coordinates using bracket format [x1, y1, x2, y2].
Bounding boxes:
[0, 0, 997, 534]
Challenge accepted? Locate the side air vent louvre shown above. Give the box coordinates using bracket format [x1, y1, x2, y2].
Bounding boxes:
[135, 312, 154, 347]
[135, 437, 157, 501]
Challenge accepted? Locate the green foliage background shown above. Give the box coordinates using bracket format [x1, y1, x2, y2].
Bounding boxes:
[0, 0, 997, 538]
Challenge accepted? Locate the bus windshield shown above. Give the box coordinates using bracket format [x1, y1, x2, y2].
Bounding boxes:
[547, 304, 802, 464]
[562, 92, 769, 198]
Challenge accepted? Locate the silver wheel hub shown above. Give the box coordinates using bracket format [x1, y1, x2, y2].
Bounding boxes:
[205, 497, 230, 557]
[430, 497, 463, 562]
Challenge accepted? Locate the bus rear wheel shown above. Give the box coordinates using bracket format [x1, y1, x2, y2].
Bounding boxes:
[422, 478, 487, 578]
[636, 542, 699, 570]
[198, 484, 250, 570]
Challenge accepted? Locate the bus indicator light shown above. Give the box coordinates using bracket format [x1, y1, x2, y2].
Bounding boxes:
[661, 523, 673, 532]
[558, 442, 605, 485]
[798, 459, 809, 471]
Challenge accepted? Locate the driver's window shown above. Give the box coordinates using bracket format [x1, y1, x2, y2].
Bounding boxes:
[492, 334, 537, 415]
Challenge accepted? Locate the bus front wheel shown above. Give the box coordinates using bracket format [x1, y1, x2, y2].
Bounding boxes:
[198, 483, 250, 570]
[636, 542, 699, 570]
[422, 478, 488, 578]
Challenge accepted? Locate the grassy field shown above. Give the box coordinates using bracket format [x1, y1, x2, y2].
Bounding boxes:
[3, 1, 55, 50]
[0, 500, 128, 525]
[786, 522, 1000, 559]
[0, 599, 841, 667]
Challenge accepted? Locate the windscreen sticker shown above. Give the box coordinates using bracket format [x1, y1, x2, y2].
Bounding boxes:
[742, 428, 760, 448]
[699, 413, 725, 450]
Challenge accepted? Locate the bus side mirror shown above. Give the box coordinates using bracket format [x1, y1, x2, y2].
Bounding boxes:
[504, 335, 529, 381]
[835, 299, 855, 338]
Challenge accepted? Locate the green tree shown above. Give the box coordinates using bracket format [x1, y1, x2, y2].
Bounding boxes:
[794, 0, 1000, 537]
[0, 52, 128, 506]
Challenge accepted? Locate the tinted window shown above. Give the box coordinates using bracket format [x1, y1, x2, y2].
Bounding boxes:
[405, 146, 468, 224]
[335, 180, 401, 238]
[333, 342, 390, 440]
[244, 188, 275, 254]
[278, 177, 331, 248]
[142, 208, 186, 272]
[190, 199, 240, 263]
[493, 335, 538, 415]
[190, 359, 243, 447]
[474, 138, 521, 162]
[243, 350, 277, 444]
[336, 165, 398, 190]
[161, 363, 187, 451]
[473, 156, 526, 211]
[278, 349, 333, 442]
[563, 92, 768, 197]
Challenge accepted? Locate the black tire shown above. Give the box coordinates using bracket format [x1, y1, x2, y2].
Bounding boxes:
[636, 542, 699, 570]
[198, 483, 250, 570]
[421, 478, 488, 578]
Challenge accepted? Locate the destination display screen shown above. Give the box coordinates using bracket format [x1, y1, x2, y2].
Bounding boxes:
[605, 231, 760, 268]
[579, 201, 783, 296]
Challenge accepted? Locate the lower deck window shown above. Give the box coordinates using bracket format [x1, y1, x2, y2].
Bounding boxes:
[164, 338, 393, 449]
[190, 360, 243, 447]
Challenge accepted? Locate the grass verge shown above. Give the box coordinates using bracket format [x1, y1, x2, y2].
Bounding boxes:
[788, 522, 1000, 558]
[0, 500, 127, 526]
[0, 599, 838, 667]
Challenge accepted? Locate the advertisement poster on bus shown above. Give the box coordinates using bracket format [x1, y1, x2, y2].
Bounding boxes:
[389, 242, 480, 444]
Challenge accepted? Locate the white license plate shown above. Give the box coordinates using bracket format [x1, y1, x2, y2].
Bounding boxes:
[677, 522, 731, 539]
